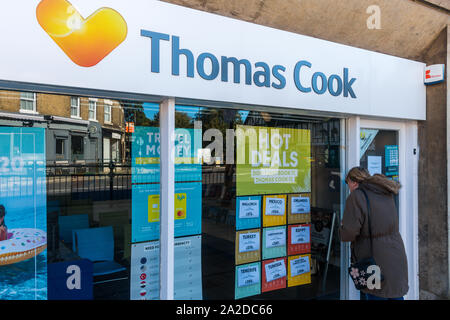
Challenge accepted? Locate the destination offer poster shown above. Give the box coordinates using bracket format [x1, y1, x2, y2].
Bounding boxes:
[236, 125, 311, 196]
[262, 257, 287, 293]
[0, 128, 47, 300]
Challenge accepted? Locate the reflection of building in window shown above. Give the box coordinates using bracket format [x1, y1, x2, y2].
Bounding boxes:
[71, 135, 84, 161]
[88, 99, 97, 121]
[0, 91, 127, 165]
[20, 92, 36, 113]
[70, 97, 80, 118]
[111, 140, 120, 162]
[56, 139, 65, 156]
[104, 101, 112, 123]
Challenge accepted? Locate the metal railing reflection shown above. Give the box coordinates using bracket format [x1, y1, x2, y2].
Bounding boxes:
[46, 161, 131, 201]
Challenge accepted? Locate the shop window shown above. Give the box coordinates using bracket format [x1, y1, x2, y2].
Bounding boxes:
[70, 97, 80, 118]
[0, 89, 343, 300]
[88, 99, 97, 121]
[0, 90, 138, 300]
[20, 92, 36, 113]
[169, 106, 342, 300]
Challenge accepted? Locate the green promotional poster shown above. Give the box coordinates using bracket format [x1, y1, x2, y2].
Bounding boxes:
[236, 125, 311, 196]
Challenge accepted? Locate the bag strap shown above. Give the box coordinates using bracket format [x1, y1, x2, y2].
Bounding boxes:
[358, 188, 374, 256]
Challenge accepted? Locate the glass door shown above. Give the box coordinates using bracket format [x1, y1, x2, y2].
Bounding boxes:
[344, 118, 419, 300]
[360, 128, 400, 212]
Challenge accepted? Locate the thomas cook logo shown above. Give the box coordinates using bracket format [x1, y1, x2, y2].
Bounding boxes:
[36, 0, 127, 67]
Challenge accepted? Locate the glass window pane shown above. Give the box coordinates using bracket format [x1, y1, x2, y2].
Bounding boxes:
[0, 89, 343, 300]
[89, 101, 96, 120]
[20, 92, 35, 100]
[104, 105, 111, 122]
[173, 105, 342, 300]
[0, 90, 160, 300]
[70, 97, 79, 117]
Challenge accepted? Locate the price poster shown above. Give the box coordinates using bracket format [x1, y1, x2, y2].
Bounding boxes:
[263, 195, 287, 227]
[130, 236, 203, 300]
[288, 255, 312, 287]
[288, 224, 311, 255]
[288, 194, 311, 224]
[130, 241, 160, 300]
[236, 196, 261, 231]
[235, 229, 261, 265]
[262, 258, 287, 292]
[235, 262, 261, 299]
[238, 232, 260, 253]
[262, 226, 286, 260]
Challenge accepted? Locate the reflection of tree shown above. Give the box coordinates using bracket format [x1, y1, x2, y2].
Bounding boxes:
[193, 108, 244, 205]
[194, 108, 243, 145]
[121, 101, 150, 126]
[150, 111, 194, 128]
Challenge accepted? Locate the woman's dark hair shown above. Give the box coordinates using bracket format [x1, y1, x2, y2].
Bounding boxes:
[0, 205, 5, 217]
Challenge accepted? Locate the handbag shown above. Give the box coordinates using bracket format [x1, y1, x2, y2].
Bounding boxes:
[348, 188, 384, 290]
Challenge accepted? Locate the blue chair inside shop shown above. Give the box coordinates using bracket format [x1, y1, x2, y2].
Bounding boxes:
[58, 214, 89, 245]
[72, 226, 126, 277]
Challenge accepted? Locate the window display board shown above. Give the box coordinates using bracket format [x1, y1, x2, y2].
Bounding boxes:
[236, 196, 261, 231]
[235, 229, 261, 265]
[262, 257, 287, 293]
[0, 127, 47, 300]
[234, 262, 261, 299]
[263, 195, 287, 227]
[287, 194, 311, 224]
[288, 254, 312, 287]
[130, 235, 202, 300]
[288, 224, 311, 256]
[262, 226, 286, 260]
[233, 126, 312, 299]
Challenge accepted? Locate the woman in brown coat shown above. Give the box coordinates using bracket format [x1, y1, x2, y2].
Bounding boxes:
[340, 167, 408, 300]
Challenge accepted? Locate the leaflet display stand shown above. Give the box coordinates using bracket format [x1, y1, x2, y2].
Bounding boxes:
[320, 211, 336, 294]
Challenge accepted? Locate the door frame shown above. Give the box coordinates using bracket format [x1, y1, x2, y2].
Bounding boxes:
[344, 116, 419, 300]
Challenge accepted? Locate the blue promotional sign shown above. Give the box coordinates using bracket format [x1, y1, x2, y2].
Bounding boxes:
[48, 259, 93, 300]
[385, 145, 399, 167]
[132, 182, 202, 243]
[0, 127, 47, 300]
[236, 196, 261, 231]
[132, 126, 202, 183]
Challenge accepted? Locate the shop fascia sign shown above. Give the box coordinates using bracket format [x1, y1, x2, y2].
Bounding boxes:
[0, 0, 426, 120]
[35, 0, 357, 99]
[140, 30, 357, 99]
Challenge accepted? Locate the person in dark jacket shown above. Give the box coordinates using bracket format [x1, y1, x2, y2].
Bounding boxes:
[340, 167, 408, 300]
